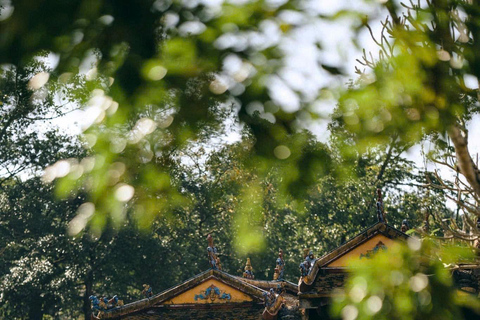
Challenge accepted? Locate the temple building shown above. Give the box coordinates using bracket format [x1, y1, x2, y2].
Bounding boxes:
[89, 220, 410, 320]
[88, 191, 480, 320]
[90, 235, 297, 320]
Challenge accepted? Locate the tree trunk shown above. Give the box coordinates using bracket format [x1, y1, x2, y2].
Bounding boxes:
[83, 270, 94, 320]
[28, 294, 44, 320]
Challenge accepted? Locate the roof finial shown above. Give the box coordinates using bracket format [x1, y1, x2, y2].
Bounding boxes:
[299, 249, 315, 278]
[273, 249, 285, 281]
[207, 234, 221, 270]
[423, 196, 430, 234]
[376, 188, 387, 223]
[401, 219, 410, 233]
[243, 258, 255, 279]
[142, 284, 153, 298]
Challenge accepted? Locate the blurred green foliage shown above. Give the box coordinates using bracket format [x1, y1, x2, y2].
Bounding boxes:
[2, 0, 370, 235]
[2, 0, 480, 318]
[0, 128, 454, 318]
[338, 0, 480, 151]
[1, 0, 479, 241]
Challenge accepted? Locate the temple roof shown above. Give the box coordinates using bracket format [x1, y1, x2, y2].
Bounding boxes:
[299, 222, 409, 292]
[316, 222, 408, 268]
[102, 269, 267, 319]
[236, 277, 297, 294]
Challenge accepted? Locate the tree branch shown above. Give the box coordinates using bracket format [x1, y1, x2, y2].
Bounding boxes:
[448, 125, 480, 197]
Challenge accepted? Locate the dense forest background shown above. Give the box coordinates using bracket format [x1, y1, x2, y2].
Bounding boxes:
[0, 100, 452, 318]
[2, 0, 480, 319]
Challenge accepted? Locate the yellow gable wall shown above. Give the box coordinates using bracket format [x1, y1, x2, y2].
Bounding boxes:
[162, 278, 254, 305]
[327, 234, 396, 267]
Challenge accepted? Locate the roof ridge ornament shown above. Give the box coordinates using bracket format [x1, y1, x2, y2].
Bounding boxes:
[207, 234, 222, 270]
[243, 258, 255, 279]
[142, 284, 152, 298]
[89, 294, 124, 319]
[376, 188, 387, 223]
[299, 248, 315, 278]
[401, 219, 410, 233]
[262, 288, 285, 320]
[423, 205, 430, 233]
[273, 249, 284, 281]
